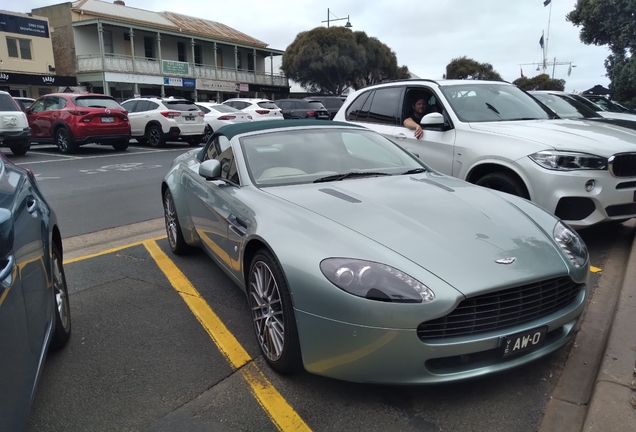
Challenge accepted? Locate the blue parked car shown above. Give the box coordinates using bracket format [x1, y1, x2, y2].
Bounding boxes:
[0, 151, 71, 430]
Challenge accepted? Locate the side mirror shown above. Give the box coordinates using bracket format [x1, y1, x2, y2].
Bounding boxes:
[199, 159, 222, 179]
[25, 108, 31, 114]
[420, 112, 445, 127]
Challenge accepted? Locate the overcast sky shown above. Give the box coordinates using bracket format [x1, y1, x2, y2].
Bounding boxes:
[17, 0, 611, 92]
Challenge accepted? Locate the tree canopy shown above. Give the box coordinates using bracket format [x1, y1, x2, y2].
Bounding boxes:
[281, 27, 410, 95]
[567, 0, 636, 105]
[512, 74, 566, 91]
[445, 57, 503, 81]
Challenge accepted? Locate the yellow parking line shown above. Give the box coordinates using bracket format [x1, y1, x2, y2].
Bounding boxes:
[590, 266, 602, 273]
[143, 240, 311, 432]
[63, 235, 167, 264]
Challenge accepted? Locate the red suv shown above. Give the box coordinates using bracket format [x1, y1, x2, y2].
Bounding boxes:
[26, 93, 131, 153]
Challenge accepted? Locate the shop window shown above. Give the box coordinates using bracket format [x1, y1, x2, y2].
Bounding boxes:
[178, 42, 186, 62]
[248, 54, 254, 72]
[216, 48, 223, 67]
[236, 52, 242, 70]
[7, 38, 32, 60]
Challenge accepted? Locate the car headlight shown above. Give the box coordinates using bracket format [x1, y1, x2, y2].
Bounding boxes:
[553, 222, 588, 268]
[529, 150, 607, 171]
[320, 258, 435, 303]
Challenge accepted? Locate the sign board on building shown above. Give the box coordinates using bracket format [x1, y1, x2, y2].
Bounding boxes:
[182, 78, 196, 88]
[196, 79, 237, 93]
[162, 60, 189, 75]
[104, 72, 163, 85]
[164, 77, 182, 87]
[0, 72, 76, 86]
[249, 84, 290, 93]
[235, 83, 249, 92]
[0, 13, 49, 38]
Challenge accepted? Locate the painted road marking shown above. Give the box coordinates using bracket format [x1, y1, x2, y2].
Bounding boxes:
[591, 266, 601, 273]
[143, 240, 311, 432]
[63, 235, 167, 265]
[15, 147, 187, 166]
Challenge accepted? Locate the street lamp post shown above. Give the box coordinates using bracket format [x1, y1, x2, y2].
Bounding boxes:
[321, 8, 352, 28]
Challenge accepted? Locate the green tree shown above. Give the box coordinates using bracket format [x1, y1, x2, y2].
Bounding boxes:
[512, 74, 565, 91]
[281, 27, 409, 95]
[567, 0, 636, 105]
[445, 57, 503, 80]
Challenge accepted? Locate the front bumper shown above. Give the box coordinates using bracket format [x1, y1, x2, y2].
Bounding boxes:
[294, 286, 586, 384]
[517, 157, 636, 228]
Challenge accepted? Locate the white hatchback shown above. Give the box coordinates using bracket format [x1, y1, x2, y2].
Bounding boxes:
[222, 98, 283, 121]
[196, 102, 252, 142]
[335, 80, 636, 228]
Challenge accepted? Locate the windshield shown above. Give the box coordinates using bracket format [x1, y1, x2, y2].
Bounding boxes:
[584, 96, 623, 113]
[440, 83, 552, 122]
[307, 101, 327, 110]
[209, 104, 239, 113]
[532, 93, 599, 119]
[241, 128, 426, 186]
[569, 94, 606, 113]
[165, 101, 200, 111]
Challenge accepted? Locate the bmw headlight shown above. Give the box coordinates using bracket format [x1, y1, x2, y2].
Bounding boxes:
[529, 151, 607, 171]
[553, 222, 588, 268]
[320, 258, 434, 303]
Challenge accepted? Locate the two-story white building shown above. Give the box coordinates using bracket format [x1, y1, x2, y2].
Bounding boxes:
[0, 9, 77, 98]
[32, 0, 289, 102]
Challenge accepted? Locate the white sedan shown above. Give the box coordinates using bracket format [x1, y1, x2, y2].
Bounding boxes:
[196, 102, 252, 142]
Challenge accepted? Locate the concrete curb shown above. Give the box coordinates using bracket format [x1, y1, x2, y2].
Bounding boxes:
[582, 221, 636, 432]
[538, 219, 636, 432]
[62, 218, 166, 261]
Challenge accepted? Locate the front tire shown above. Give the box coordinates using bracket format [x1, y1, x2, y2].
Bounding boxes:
[55, 127, 78, 154]
[50, 243, 71, 350]
[163, 189, 189, 254]
[475, 172, 529, 199]
[248, 250, 303, 374]
[146, 125, 165, 148]
[203, 125, 213, 144]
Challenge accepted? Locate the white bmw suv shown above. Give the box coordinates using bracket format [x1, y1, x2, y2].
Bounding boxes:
[0, 91, 31, 155]
[121, 97, 205, 147]
[335, 79, 636, 228]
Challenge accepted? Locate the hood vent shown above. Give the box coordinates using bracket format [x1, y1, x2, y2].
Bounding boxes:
[318, 188, 361, 203]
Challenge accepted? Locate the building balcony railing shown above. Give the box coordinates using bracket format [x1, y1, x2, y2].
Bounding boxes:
[77, 54, 288, 87]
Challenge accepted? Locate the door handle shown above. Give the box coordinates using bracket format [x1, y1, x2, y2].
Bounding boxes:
[393, 133, 407, 140]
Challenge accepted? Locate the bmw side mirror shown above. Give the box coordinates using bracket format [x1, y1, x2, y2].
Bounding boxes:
[420, 112, 445, 127]
[199, 159, 222, 180]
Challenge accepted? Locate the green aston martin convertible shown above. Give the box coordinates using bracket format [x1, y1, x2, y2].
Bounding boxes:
[161, 119, 589, 384]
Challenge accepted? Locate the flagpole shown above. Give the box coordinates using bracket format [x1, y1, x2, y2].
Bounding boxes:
[545, 0, 553, 69]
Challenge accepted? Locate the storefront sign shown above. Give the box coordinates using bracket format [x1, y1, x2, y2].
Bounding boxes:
[249, 84, 290, 93]
[182, 78, 196, 88]
[162, 60, 189, 75]
[196, 78, 237, 92]
[104, 72, 163, 85]
[235, 83, 249, 92]
[0, 72, 76, 86]
[0, 13, 49, 38]
[163, 77, 182, 87]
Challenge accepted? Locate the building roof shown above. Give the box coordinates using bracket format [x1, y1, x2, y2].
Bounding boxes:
[71, 0, 269, 48]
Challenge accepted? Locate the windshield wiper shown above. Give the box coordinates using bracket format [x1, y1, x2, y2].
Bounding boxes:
[313, 172, 392, 183]
[508, 117, 540, 121]
[401, 168, 427, 175]
[485, 102, 501, 115]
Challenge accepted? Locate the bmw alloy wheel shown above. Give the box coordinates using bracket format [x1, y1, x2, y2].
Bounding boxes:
[250, 261, 285, 362]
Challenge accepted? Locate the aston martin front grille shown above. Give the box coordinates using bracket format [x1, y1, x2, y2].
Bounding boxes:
[609, 153, 636, 177]
[417, 277, 583, 340]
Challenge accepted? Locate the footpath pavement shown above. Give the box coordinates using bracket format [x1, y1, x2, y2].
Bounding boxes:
[539, 219, 636, 432]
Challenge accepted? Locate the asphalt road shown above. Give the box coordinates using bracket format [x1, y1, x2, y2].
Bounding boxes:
[2, 142, 630, 431]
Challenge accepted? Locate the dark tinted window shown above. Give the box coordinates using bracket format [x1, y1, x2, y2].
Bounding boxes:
[257, 101, 279, 109]
[307, 101, 326, 110]
[165, 101, 199, 111]
[211, 104, 239, 113]
[74, 96, 122, 108]
[367, 87, 402, 125]
[44, 97, 65, 111]
[346, 91, 372, 121]
[0, 94, 20, 111]
[29, 98, 46, 113]
[121, 100, 137, 112]
[325, 98, 345, 109]
[196, 104, 211, 114]
[276, 101, 291, 110]
[135, 100, 151, 112]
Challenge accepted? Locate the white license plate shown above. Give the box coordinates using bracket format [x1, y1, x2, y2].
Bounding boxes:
[184, 116, 195, 121]
[101, 117, 114, 123]
[501, 326, 547, 358]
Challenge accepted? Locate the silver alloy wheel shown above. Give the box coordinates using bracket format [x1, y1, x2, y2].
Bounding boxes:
[56, 129, 69, 151]
[203, 125, 213, 143]
[164, 192, 178, 249]
[250, 261, 285, 362]
[52, 251, 70, 331]
[148, 127, 161, 146]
